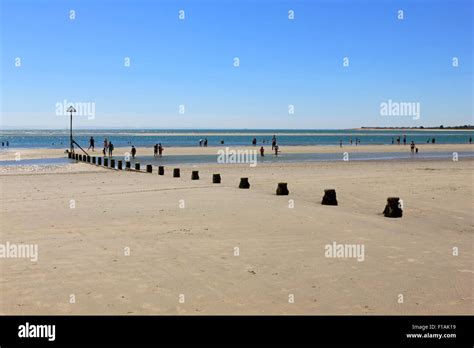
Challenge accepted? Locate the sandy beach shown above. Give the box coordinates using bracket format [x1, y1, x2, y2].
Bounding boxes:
[0, 152, 472, 315]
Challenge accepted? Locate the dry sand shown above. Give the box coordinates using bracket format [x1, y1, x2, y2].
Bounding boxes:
[0, 153, 472, 315]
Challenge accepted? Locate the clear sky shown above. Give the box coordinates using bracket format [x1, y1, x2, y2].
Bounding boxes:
[1, 0, 472, 129]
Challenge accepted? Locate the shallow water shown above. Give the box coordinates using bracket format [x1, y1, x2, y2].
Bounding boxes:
[1, 151, 472, 167]
[0, 129, 473, 148]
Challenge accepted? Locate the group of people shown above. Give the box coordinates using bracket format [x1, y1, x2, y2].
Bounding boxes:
[199, 138, 208, 147]
[340, 138, 361, 147]
[88, 137, 115, 157]
[1, 141, 10, 147]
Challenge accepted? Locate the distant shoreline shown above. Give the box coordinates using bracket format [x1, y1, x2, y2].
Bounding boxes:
[357, 126, 473, 131]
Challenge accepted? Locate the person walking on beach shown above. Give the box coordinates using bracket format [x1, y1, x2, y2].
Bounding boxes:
[403, 135, 407, 145]
[131, 146, 136, 159]
[199, 139, 203, 147]
[88, 137, 95, 151]
[274, 144, 279, 156]
[103, 138, 109, 156]
[108, 142, 114, 157]
[397, 136, 400, 145]
[339, 140, 342, 148]
[391, 137, 394, 144]
[469, 136, 472, 144]
[154, 144, 158, 158]
[260, 146, 265, 157]
[6, 141, 9, 147]
[410, 141, 415, 154]
[432, 138, 436, 144]
[158, 143, 163, 157]
[204, 138, 208, 147]
[252, 138, 257, 146]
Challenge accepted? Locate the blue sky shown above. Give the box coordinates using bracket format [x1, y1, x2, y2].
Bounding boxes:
[1, 0, 472, 129]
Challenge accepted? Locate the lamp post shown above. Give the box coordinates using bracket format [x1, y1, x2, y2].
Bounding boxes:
[67, 105, 77, 153]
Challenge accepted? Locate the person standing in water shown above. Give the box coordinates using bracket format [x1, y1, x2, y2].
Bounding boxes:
[469, 136, 472, 144]
[410, 141, 415, 154]
[153, 144, 158, 158]
[131, 146, 136, 159]
[274, 144, 279, 156]
[158, 143, 163, 157]
[260, 146, 265, 157]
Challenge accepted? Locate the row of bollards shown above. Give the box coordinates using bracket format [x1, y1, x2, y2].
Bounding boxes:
[71, 153, 402, 217]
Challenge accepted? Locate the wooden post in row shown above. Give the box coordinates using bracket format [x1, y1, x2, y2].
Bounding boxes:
[383, 197, 403, 218]
[104, 157, 109, 167]
[191, 171, 199, 180]
[212, 174, 221, 184]
[126, 161, 131, 169]
[173, 168, 180, 177]
[322, 189, 338, 206]
[158, 166, 164, 175]
[276, 183, 289, 195]
[118, 160, 123, 170]
[135, 163, 140, 171]
[239, 178, 250, 189]
[110, 159, 115, 169]
[97, 157, 102, 165]
[92, 156, 96, 164]
[146, 164, 152, 173]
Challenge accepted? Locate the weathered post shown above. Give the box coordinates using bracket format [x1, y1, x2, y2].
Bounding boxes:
[104, 157, 109, 167]
[239, 178, 250, 189]
[158, 166, 164, 175]
[126, 161, 131, 169]
[135, 163, 140, 171]
[191, 171, 199, 180]
[146, 164, 152, 173]
[383, 197, 403, 218]
[321, 189, 338, 206]
[68, 152, 72, 159]
[79, 154, 83, 161]
[110, 159, 116, 169]
[87, 155, 91, 163]
[276, 183, 289, 195]
[212, 174, 221, 184]
[117, 160, 123, 170]
[173, 168, 180, 178]
[97, 157, 102, 165]
[92, 156, 96, 164]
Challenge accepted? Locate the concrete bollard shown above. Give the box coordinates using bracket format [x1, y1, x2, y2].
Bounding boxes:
[135, 163, 140, 171]
[110, 159, 116, 169]
[97, 157, 102, 165]
[322, 189, 338, 206]
[117, 160, 123, 170]
[212, 174, 221, 184]
[92, 156, 96, 164]
[173, 168, 180, 178]
[191, 171, 199, 180]
[126, 161, 131, 169]
[146, 164, 152, 173]
[104, 157, 109, 167]
[383, 197, 403, 218]
[276, 183, 289, 195]
[239, 178, 250, 189]
[158, 166, 164, 175]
